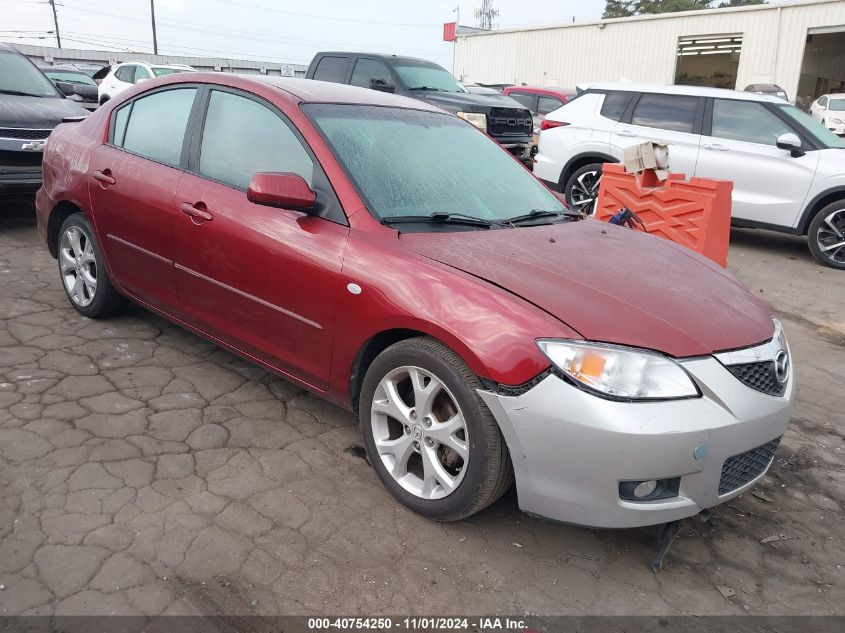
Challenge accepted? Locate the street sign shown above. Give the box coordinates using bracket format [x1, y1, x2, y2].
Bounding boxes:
[280, 64, 295, 77]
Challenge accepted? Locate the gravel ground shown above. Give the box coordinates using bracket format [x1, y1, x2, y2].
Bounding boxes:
[1, 207, 843, 616]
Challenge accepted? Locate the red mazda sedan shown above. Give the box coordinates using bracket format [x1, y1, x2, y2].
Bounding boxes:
[36, 73, 793, 528]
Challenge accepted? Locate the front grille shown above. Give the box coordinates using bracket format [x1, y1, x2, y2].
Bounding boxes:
[719, 437, 781, 495]
[0, 127, 52, 140]
[726, 361, 785, 396]
[0, 150, 43, 168]
[488, 107, 533, 137]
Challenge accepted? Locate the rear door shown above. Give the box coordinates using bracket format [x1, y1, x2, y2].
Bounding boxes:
[173, 87, 349, 389]
[87, 85, 199, 311]
[696, 97, 819, 227]
[612, 92, 704, 178]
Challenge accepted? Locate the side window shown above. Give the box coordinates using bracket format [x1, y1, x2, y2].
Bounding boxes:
[312, 56, 349, 83]
[600, 91, 634, 121]
[115, 66, 134, 83]
[819, 96, 828, 107]
[537, 96, 564, 116]
[111, 103, 131, 146]
[198, 90, 314, 190]
[119, 88, 196, 166]
[711, 99, 794, 145]
[350, 58, 391, 89]
[631, 93, 699, 133]
[134, 65, 151, 83]
[508, 92, 535, 110]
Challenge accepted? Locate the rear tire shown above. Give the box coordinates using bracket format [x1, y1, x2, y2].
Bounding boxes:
[807, 200, 845, 269]
[564, 163, 603, 215]
[57, 213, 127, 318]
[359, 337, 513, 521]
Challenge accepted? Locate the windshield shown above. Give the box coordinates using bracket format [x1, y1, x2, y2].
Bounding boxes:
[152, 67, 189, 77]
[0, 51, 59, 97]
[777, 104, 845, 149]
[830, 99, 845, 112]
[305, 104, 565, 225]
[392, 61, 466, 93]
[44, 70, 96, 86]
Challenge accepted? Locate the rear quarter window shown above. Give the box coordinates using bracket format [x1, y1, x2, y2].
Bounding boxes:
[599, 91, 634, 121]
[312, 56, 349, 83]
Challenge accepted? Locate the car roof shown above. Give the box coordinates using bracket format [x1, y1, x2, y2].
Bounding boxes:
[579, 81, 786, 104]
[314, 51, 437, 65]
[172, 73, 446, 112]
[824, 93, 845, 99]
[506, 86, 576, 96]
[40, 65, 84, 72]
[0, 42, 22, 53]
[117, 61, 192, 68]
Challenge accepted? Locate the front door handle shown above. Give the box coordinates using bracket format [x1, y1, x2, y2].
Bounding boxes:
[615, 129, 636, 137]
[179, 202, 213, 223]
[92, 169, 116, 186]
[703, 143, 730, 152]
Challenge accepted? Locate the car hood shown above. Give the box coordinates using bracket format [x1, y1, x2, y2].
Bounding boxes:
[412, 90, 527, 112]
[399, 220, 774, 357]
[0, 94, 89, 128]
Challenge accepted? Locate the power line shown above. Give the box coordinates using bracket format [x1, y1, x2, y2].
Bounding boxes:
[212, 0, 441, 28]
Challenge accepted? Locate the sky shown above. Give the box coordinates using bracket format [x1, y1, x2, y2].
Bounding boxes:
[0, 0, 619, 68]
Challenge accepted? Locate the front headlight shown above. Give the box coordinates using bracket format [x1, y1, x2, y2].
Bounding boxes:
[831, 117, 844, 124]
[536, 340, 700, 400]
[457, 111, 487, 130]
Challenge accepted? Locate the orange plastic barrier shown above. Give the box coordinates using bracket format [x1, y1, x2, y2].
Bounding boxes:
[595, 164, 733, 267]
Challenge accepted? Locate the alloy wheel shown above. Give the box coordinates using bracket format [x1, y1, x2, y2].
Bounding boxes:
[569, 170, 601, 215]
[816, 208, 845, 265]
[370, 366, 469, 500]
[59, 224, 98, 307]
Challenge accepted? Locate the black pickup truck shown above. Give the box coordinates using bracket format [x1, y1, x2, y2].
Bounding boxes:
[305, 52, 533, 161]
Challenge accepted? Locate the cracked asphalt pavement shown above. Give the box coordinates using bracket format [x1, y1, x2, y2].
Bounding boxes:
[1, 208, 843, 616]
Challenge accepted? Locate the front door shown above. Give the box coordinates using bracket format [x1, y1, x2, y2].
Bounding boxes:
[87, 86, 198, 310]
[696, 98, 819, 227]
[173, 88, 349, 389]
[613, 92, 704, 179]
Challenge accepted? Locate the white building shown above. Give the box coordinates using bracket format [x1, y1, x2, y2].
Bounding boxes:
[454, 0, 845, 103]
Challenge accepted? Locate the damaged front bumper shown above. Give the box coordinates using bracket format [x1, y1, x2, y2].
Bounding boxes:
[478, 339, 794, 529]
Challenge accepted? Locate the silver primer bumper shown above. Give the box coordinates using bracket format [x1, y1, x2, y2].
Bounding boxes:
[478, 339, 794, 528]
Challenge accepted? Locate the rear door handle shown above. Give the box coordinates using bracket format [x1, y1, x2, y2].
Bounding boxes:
[92, 169, 116, 186]
[703, 143, 730, 152]
[615, 130, 636, 138]
[180, 202, 213, 222]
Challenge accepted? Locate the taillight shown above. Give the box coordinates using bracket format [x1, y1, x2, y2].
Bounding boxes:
[540, 119, 568, 131]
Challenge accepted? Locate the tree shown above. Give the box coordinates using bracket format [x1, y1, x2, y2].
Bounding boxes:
[603, 0, 766, 18]
[602, 0, 636, 19]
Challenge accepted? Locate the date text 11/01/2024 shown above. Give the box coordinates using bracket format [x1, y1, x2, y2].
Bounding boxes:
[307, 617, 530, 631]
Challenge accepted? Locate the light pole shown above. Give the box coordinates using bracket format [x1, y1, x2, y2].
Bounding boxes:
[150, 0, 159, 55]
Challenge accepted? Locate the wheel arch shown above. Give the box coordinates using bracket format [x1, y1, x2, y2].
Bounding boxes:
[46, 200, 85, 258]
[558, 152, 617, 189]
[347, 324, 494, 415]
[797, 187, 845, 235]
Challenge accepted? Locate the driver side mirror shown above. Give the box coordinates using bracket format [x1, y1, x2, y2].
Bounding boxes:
[247, 172, 317, 210]
[55, 81, 76, 97]
[776, 133, 804, 158]
[369, 78, 395, 93]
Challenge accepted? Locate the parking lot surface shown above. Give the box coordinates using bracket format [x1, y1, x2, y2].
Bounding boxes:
[1, 210, 843, 616]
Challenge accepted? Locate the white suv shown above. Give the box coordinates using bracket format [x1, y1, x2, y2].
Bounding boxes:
[98, 61, 195, 105]
[534, 82, 845, 269]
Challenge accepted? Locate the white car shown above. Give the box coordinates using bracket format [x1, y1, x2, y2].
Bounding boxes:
[97, 61, 195, 105]
[534, 82, 845, 269]
[810, 93, 845, 136]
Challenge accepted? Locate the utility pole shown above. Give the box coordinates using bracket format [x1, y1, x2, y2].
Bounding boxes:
[48, 0, 61, 48]
[474, 0, 498, 31]
[150, 0, 159, 55]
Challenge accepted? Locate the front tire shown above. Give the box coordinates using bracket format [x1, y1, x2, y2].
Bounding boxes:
[359, 337, 513, 521]
[564, 163, 603, 215]
[807, 201, 845, 269]
[57, 213, 127, 317]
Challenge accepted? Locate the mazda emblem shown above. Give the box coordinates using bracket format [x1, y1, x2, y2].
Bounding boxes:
[774, 349, 789, 384]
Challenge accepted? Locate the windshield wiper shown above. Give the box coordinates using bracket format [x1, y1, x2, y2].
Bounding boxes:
[501, 209, 584, 225]
[0, 88, 48, 97]
[408, 86, 446, 92]
[380, 212, 497, 228]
